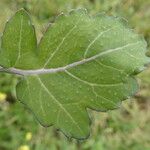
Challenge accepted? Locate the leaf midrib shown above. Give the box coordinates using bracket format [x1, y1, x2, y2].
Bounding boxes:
[0, 41, 140, 75]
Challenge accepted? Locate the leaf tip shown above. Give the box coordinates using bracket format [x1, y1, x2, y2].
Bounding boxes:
[15, 8, 30, 17]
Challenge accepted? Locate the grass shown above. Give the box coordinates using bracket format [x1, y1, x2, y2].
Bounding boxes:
[0, 0, 150, 150]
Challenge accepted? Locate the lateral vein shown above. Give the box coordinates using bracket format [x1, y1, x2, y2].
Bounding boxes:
[14, 15, 23, 66]
[65, 70, 122, 87]
[36, 76, 85, 135]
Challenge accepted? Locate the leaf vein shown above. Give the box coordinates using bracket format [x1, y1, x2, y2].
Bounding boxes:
[36, 75, 84, 135]
[92, 86, 119, 107]
[43, 24, 78, 68]
[65, 70, 122, 87]
[14, 15, 23, 66]
[83, 26, 117, 58]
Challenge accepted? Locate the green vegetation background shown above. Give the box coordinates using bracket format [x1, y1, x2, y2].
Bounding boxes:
[0, 0, 150, 150]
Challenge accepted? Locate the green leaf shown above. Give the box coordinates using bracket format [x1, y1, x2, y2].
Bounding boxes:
[0, 9, 38, 69]
[0, 9, 149, 139]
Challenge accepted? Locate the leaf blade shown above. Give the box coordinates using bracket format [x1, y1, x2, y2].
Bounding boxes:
[0, 9, 38, 69]
[0, 9, 149, 139]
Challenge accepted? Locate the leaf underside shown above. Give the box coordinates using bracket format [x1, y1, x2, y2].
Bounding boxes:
[0, 9, 149, 139]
